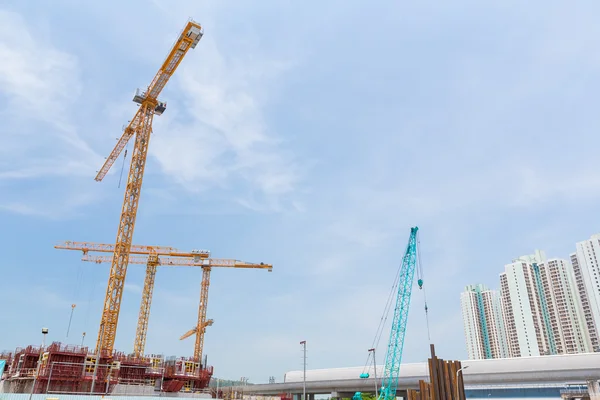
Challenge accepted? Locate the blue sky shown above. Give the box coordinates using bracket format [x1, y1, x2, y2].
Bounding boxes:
[1, 0, 600, 383]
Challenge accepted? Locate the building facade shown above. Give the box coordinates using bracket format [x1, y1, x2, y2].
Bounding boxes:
[496, 250, 592, 358]
[571, 233, 600, 351]
[461, 284, 509, 359]
[463, 240, 598, 359]
[538, 258, 591, 354]
[500, 258, 549, 357]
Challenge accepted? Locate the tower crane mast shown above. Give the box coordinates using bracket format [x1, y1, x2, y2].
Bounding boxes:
[379, 226, 421, 400]
[93, 20, 203, 354]
[194, 266, 211, 363]
[179, 266, 213, 363]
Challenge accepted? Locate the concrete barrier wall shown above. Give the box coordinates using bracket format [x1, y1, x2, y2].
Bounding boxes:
[0, 395, 164, 400]
[0, 395, 215, 400]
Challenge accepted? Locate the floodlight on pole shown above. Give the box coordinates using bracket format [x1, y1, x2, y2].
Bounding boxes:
[368, 348, 378, 398]
[29, 328, 49, 400]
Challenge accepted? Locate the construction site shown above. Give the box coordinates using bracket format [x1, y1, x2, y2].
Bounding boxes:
[0, 23, 428, 388]
[3, 7, 598, 400]
[0, 19, 271, 397]
[0, 215, 473, 400]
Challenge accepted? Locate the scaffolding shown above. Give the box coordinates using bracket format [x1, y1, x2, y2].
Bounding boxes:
[163, 356, 213, 392]
[1, 342, 212, 395]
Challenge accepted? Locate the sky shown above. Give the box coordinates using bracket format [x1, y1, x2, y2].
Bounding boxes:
[1, 0, 600, 384]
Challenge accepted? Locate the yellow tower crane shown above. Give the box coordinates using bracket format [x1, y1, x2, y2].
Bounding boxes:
[92, 20, 203, 354]
[178, 267, 213, 363]
[56, 241, 209, 356]
[56, 241, 272, 361]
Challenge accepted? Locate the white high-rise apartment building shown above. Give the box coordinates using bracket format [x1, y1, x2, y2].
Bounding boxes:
[538, 259, 591, 354]
[571, 233, 600, 351]
[500, 251, 550, 357]
[461, 284, 509, 359]
[499, 250, 591, 357]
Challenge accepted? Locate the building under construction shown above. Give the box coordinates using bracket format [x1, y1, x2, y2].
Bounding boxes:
[0, 19, 213, 397]
[0, 342, 212, 395]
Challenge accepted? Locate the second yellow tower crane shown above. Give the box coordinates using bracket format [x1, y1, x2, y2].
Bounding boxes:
[56, 241, 272, 360]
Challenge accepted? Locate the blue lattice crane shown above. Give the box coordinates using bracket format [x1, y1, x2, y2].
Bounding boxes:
[355, 227, 424, 400]
[379, 226, 422, 400]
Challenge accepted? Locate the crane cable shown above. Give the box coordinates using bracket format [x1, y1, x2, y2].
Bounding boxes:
[362, 230, 432, 377]
[361, 251, 405, 375]
[117, 145, 129, 188]
[66, 259, 86, 340]
[83, 269, 98, 344]
[416, 232, 431, 342]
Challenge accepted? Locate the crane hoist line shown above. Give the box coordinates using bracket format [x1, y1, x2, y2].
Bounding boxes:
[92, 20, 203, 354]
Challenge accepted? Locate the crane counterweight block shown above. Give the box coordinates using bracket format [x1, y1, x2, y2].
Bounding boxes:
[132, 89, 167, 115]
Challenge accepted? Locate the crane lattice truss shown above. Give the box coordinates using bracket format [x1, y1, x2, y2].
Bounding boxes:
[379, 227, 419, 400]
[180, 266, 213, 365]
[92, 20, 203, 354]
[56, 241, 272, 360]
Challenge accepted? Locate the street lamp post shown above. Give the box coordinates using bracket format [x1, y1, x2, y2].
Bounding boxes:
[368, 348, 377, 398]
[90, 325, 105, 394]
[160, 359, 165, 396]
[29, 328, 48, 400]
[455, 366, 469, 400]
[45, 362, 54, 394]
[240, 377, 249, 399]
[300, 341, 307, 400]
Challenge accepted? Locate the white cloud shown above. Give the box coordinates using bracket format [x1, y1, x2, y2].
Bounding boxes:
[150, 33, 301, 212]
[0, 9, 104, 216]
[0, 180, 103, 219]
[0, 9, 101, 171]
[0, 11, 97, 162]
[0, 11, 78, 130]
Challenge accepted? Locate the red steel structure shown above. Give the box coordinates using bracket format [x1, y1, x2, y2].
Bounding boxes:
[1, 342, 212, 394]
